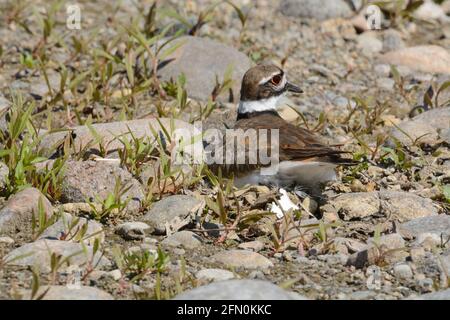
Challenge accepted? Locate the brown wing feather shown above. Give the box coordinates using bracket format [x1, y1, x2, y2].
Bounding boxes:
[234, 113, 349, 162]
[208, 112, 352, 177]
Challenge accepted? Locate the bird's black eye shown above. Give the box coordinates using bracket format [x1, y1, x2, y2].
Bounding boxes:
[270, 74, 282, 86]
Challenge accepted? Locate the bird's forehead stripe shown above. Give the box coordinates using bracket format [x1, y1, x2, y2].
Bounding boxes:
[258, 71, 284, 85]
[280, 74, 287, 87]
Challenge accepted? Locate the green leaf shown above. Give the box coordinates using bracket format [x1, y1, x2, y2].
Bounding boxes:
[225, 0, 247, 27]
[125, 51, 135, 87]
[104, 193, 115, 209]
[435, 81, 450, 108]
[158, 39, 186, 62]
[443, 185, 450, 203]
[30, 157, 47, 165]
[390, 65, 402, 85]
[0, 149, 12, 157]
[31, 268, 40, 299]
[69, 69, 91, 91]
[94, 48, 121, 63]
[159, 8, 192, 28]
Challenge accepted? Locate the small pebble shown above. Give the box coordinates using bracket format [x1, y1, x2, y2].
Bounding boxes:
[417, 278, 434, 293]
[107, 269, 122, 281]
[393, 263, 413, 280]
[0, 236, 14, 245]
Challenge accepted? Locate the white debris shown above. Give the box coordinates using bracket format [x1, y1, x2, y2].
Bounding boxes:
[269, 188, 300, 218]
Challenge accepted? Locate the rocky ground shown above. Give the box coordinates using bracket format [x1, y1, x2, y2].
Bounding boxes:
[0, 0, 450, 300]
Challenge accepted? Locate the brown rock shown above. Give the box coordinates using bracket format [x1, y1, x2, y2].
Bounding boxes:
[60, 160, 144, 213]
[0, 188, 53, 234]
[212, 249, 273, 270]
[380, 45, 450, 74]
[4, 239, 110, 272]
[327, 192, 381, 220]
[325, 191, 438, 222]
[379, 191, 438, 222]
[388, 107, 450, 147]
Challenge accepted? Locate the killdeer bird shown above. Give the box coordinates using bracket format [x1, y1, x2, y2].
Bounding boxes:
[210, 63, 352, 193]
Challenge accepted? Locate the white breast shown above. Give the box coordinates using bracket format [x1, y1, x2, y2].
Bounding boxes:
[233, 161, 337, 189]
[237, 96, 281, 114]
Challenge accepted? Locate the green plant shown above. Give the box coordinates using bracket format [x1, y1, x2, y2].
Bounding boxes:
[380, 144, 412, 170]
[31, 197, 59, 240]
[268, 211, 301, 253]
[344, 96, 390, 135]
[30, 267, 50, 300]
[19, 52, 37, 69]
[87, 177, 132, 222]
[443, 185, 450, 204]
[0, 93, 47, 195]
[85, 118, 115, 158]
[117, 127, 157, 177]
[409, 81, 450, 117]
[373, 0, 424, 28]
[30, 156, 67, 201]
[160, 0, 248, 36]
[125, 23, 185, 99]
[139, 120, 205, 201]
[152, 256, 195, 300]
[112, 245, 169, 282]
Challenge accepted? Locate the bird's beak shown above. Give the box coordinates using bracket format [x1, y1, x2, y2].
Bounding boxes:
[285, 81, 303, 94]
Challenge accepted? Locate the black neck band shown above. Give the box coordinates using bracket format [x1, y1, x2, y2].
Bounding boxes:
[236, 110, 281, 120]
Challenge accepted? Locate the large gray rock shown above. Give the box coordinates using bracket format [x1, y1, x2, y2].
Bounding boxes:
[378, 191, 438, 222]
[173, 279, 307, 300]
[347, 234, 408, 268]
[143, 195, 201, 235]
[4, 239, 110, 272]
[324, 191, 438, 222]
[388, 107, 450, 147]
[161, 230, 202, 249]
[399, 215, 450, 239]
[158, 36, 251, 102]
[115, 221, 151, 240]
[60, 160, 144, 213]
[325, 192, 380, 220]
[279, 0, 353, 21]
[393, 263, 413, 280]
[333, 237, 367, 254]
[380, 45, 450, 74]
[22, 285, 113, 300]
[0, 188, 53, 234]
[212, 249, 274, 270]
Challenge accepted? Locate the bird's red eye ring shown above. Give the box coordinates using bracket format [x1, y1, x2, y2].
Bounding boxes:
[270, 74, 282, 86]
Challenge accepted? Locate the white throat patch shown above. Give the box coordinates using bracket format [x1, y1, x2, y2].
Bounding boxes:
[238, 95, 282, 114]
